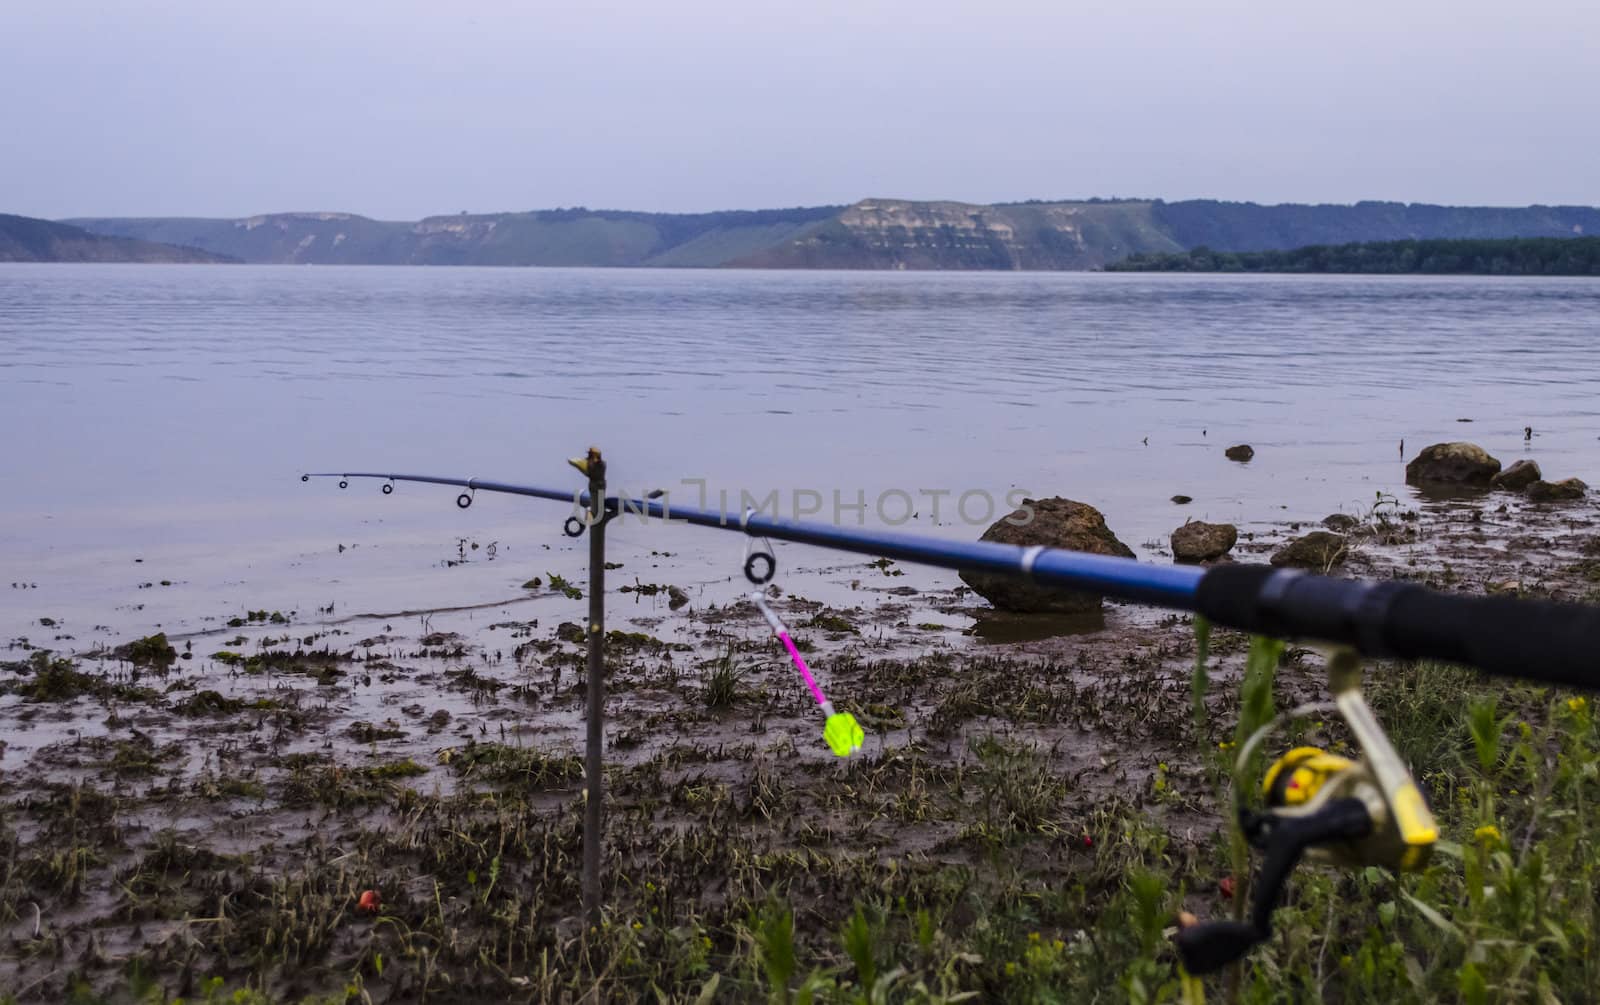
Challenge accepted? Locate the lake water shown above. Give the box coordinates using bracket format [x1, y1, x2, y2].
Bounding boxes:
[3, 265, 1598, 649]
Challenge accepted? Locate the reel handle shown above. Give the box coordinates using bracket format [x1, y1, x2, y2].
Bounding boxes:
[1176, 798, 1372, 975]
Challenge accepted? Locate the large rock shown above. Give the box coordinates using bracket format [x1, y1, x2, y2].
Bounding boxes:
[959, 497, 1135, 613]
[1527, 478, 1588, 503]
[1490, 459, 1541, 491]
[1405, 442, 1501, 486]
[1171, 521, 1238, 563]
[1270, 531, 1348, 570]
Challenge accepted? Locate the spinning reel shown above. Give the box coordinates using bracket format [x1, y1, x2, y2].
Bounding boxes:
[1176, 648, 1438, 975]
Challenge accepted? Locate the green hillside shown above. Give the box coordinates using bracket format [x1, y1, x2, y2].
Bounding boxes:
[0, 214, 232, 263]
[66, 207, 842, 267]
[67, 214, 414, 265]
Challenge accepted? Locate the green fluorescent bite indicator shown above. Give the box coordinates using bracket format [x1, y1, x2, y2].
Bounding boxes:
[824, 711, 865, 758]
[752, 591, 861, 758]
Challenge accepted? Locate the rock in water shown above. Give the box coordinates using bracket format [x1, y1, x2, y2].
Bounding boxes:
[1527, 478, 1588, 503]
[1225, 444, 1255, 462]
[1171, 495, 1193, 505]
[1404, 442, 1501, 486]
[1490, 459, 1542, 491]
[1171, 521, 1238, 563]
[959, 497, 1135, 613]
[1322, 513, 1360, 532]
[1270, 531, 1348, 570]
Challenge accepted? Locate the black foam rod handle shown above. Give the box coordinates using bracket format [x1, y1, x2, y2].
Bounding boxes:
[1197, 564, 1600, 689]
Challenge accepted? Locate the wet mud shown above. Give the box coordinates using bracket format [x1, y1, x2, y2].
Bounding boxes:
[2, 489, 1597, 1002]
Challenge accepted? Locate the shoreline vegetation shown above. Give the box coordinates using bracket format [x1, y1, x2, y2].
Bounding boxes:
[1106, 236, 1600, 276]
[3, 448, 1598, 1002]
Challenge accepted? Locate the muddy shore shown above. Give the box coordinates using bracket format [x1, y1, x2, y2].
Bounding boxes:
[3, 487, 1598, 1003]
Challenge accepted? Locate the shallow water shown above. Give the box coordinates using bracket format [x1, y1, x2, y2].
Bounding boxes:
[3, 265, 1598, 650]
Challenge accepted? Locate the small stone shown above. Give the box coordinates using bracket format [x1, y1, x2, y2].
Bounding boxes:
[1322, 513, 1360, 532]
[1225, 444, 1254, 462]
[1527, 478, 1588, 503]
[1171, 521, 1238, 563]
[1171, 495, 1193, 505]
[1270, 531, 1348, 570]
[1490, 459, 1541, 492]
[1405, 442, 1500, 486]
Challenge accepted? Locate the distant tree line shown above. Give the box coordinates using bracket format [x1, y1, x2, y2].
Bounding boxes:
[1106, 237, 1600, 275]
[1147, 201, 1600, 252]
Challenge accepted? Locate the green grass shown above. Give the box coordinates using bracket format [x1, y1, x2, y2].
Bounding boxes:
[681, 651, 1600, 1004]
[14, 636, 1600, 1003]
[703, 650, 747, 710]
[2, 651, 161, 703]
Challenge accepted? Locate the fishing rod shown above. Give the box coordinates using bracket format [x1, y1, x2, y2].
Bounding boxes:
[304, 460, 1600, 976]
[303, 469, 1600, 689]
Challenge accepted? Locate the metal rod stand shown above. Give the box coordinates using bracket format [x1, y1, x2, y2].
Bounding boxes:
[580, 447, 606, 933]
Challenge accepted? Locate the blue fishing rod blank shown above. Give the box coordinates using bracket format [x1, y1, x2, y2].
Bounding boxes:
[306, 472, 1204, 606]
[303, 471, 1600, 690]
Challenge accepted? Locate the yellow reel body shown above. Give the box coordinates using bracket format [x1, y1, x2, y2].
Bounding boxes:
[1262, 747, 1354, 807]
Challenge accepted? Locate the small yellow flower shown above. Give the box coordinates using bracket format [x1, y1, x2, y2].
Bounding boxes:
[1029, 932, 1040, 943]
[1568, 697, 1587, 714]
[1218, 741, 1235, 751]
[631, 921, 643, 930]
[1474, 824, 1502, 847]
[1052, 939, 1066, 951]
[1005, 962, 1018, 977]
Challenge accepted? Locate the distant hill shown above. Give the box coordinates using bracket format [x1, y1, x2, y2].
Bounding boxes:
[728, 199, 1182, 269]
[65, 199, 1600, 270]
[0, 214, 232, 263]
[68, 207, 842, 267]
[1108, 236, 1600, 275]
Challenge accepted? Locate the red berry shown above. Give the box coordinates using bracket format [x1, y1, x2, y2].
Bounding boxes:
[1219, 877, 1236, 900]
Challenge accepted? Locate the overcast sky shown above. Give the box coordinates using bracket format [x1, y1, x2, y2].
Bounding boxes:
[5, 0, 1597, 219]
